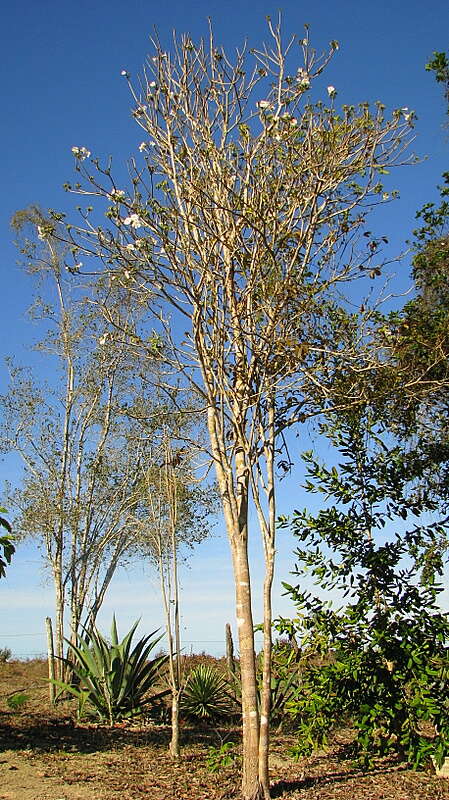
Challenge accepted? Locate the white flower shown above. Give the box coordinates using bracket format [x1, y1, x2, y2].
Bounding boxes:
[121, 70, 128, 76]
[126, 243, 135, 251]
[139, 141, 148, 152]
[135, 239, 145, 248]
[37, 225, 46, 240]
[257, 100, 271, 110]
[123, 213, 144, 229]
[71, 146, 91, 160]
[109, 189, 125, 201]
[149, 81, 157, 89]
[327, 85, 336, 97]
[282, 112, 292, 121]
[99, 333, 109, 345]
[290, 118, 298, 127]
[297, 70, 310, 90]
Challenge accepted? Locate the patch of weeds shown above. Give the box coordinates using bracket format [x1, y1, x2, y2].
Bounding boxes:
[6, 692, 30, 710]
[206, 741, 238, 773]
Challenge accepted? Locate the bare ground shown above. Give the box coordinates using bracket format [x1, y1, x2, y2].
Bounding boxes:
[1, 660, 448, 800]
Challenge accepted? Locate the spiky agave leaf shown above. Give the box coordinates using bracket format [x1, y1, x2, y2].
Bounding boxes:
[181, 664, 235, 721]
[52, 618, 168, 723]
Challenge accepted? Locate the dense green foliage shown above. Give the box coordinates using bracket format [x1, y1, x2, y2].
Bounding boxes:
[54, 617, 168, 724]
[0, 507, 14, 579]
[426, 51, 449, 117]
[279, 408, 449, 768]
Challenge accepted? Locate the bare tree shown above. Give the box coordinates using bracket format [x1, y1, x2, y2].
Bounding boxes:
[1, 209, 161, 673]
[64, 21, 414, 799]
[130, 429, 214, 758]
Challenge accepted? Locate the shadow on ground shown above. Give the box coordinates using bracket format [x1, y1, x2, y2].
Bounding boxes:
[0, 711, 241, 754]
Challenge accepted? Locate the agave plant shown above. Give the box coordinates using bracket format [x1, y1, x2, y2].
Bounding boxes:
[53, 616, 168, 724]
[181, 664, 235, 721]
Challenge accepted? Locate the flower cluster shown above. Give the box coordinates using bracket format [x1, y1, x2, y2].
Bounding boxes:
[401, 107, 414, 123]
[123, 213, 144, 229]
[109, 189, 126, 201]
[71, 146, 91, 160]
[297, 68, 310, 90]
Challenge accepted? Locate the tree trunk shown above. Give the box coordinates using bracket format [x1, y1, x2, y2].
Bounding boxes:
[169, 690, 180, 759]
[45, 616, 56, 705]
[258, 554, 274, 799]
[53, 567, 64, 681]
[233, 540, 264, 800]
[226, 623, 235, 680]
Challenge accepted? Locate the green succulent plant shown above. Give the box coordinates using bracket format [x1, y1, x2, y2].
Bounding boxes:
[53, 616, 168, 725]
[181, 664, 235, 721]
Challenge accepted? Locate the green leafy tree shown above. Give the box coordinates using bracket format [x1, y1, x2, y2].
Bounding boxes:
[426, 51, 449, 119]
[280, 406, 449, 768]
[0, 508, 14, 579]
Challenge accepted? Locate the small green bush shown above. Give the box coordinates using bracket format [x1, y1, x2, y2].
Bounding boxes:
[206, 741, 239, 773]
[0, 647, 12, 663]
[7, 693, 29, 710]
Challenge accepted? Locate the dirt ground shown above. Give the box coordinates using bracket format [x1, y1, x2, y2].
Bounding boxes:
[1, 659, 449, 800]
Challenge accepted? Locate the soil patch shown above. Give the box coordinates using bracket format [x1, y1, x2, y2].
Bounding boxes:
[1, 660, 448, 799]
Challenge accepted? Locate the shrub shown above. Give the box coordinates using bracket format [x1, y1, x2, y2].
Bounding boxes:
[280, 408, 449, 768]
[206, 741, 239, 773]
[6, 692, 29, 710]
[0, 647, 12, 663]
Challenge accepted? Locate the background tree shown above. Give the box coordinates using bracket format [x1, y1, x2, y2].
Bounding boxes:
[366, 51, 449, 488]
[1, 208, 165, 673]
[130, 427, 215, 758]
[426, 50, 449, 120]
[63, 22, 414, 799]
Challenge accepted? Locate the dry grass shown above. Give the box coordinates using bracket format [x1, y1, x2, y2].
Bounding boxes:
[0, 659, 448, 800]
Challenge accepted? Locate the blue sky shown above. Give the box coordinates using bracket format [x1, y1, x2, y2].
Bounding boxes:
[1, 0, 448, 658]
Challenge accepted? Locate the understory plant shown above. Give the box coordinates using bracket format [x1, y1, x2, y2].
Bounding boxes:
[54, 616, 168, 724]
[206, 740, 240, 773]
[279, 407, 449, 769]
[181, 664, 236, 722]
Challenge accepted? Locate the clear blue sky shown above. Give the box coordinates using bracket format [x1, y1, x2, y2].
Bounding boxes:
[1, 0, 448, 657]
